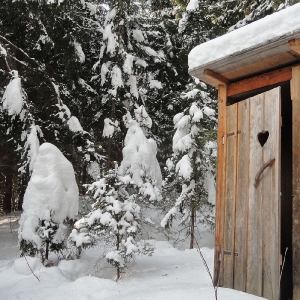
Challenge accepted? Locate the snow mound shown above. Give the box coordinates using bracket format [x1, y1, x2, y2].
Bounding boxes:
[13, 257, 42, 275]
[19, 143, 79, 248]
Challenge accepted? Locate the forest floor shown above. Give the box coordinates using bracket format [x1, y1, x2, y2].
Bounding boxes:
[0, 213, 266, 300]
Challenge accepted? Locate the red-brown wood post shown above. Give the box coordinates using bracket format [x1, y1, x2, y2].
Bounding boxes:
[214, 84, 227, 286]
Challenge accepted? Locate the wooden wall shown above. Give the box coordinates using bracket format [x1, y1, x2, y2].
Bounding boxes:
[214, 88, 281, 300]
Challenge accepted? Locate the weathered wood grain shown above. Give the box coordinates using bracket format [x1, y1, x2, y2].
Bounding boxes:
[214, 84, 227, 286]
[222, 103, 238, 288]
[233, 99, 250, 292]
[227, 66, 292, 98]
[246, 93, 264, 296]
[261, 88, 281, 300]
[289, 39, 300, 56]
[203, 69, 229, 87]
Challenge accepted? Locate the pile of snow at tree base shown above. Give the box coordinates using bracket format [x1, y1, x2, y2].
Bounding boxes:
[188, 3, 300, 70]
[0, 218, 267, 300]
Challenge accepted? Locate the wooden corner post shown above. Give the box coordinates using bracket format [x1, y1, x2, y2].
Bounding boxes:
[291, 65, 300, 298]
[214, 84, 227, 286]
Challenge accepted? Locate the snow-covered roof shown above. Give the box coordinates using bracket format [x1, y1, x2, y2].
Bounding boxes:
[188, 4, 300, 86]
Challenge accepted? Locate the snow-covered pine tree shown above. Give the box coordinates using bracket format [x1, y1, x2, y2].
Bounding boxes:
[217, 0, 289, 32]
[0, 0, 103, 207]
[19, 143, 79, 263]
[70, 105, 161, 279]
[118, 106, 162, 206]
[161, 79, 217, 249]
[70, 168, 142, 280]
[92, 0, 184, 173]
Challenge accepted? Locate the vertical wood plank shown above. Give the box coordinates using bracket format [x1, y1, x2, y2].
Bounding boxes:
[246, 93, 264, 296]
[291, 65, 300, 299]
[214, 84, 227, 286]
[234, 99, 250, 292]
[262, 88, 281, 300]
[223, 103, 238, 288]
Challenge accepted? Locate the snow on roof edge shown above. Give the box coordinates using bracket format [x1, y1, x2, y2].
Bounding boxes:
[188, 4, 300, 71]
[189, 27, 300, 76]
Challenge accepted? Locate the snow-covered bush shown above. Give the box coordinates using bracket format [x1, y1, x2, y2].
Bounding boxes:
[162, 81, 217, 248]
[70, 109, 161, 279]
[119, 109, 162, 205]
[18, 143, 79, 262]
[69, 168, 142, 280]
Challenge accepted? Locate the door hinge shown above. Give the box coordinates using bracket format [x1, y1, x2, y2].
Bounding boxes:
[222, 136, 225, 145]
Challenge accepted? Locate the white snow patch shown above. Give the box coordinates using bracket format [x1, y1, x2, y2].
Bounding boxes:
[74, 41, 85, 64]
[123, 54, 134, 74]
[119, 119, 162, 191]
[103, 118, 118, 138]
[149, 80, 162, 89]
[176, 155, 192, 179]
[186, 0, 199, 11]
[18, 143, 79, 249]
[134, 106, 152, 128]
[2, 70, 23, 115]
[127, 75, 139, 99]
[25, 124, 40, 172]
[111, 66, 123, 88]
[132, 29, 145, 42]
[189, 3, 300, 70]
[67, 116, 83, 132]
[103, 24, 117, 55]
[0, 44, 7, 56]
[135, 59, 148, 68]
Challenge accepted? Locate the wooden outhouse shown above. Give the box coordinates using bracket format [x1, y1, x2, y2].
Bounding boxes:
[188, 5, 300, 300]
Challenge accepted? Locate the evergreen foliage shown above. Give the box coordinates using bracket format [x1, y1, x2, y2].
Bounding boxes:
[18, 143, 79, 263]
[0, 0, 293, 259]
[70, 106, 161, 278]
[161, 79, 217, 248]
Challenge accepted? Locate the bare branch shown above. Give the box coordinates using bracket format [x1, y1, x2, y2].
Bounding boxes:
[24, 256, 40, 282]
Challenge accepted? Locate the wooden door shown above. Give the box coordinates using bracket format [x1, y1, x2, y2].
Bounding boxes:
[215, 87, 281, 300]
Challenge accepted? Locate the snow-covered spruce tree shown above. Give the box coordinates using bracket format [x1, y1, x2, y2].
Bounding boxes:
[70, 106, 161, 280]
[161, 79, 217, 249]
[92, 0, 184, 172]
[19, 143, 79, 263]
[0, 0, 103, 204]
[118, 106, 162, 206]
[70, 168, 142, 280]
[217, 0, 289, 33]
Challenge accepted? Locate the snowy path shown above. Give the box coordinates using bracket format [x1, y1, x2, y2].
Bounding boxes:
[0, 216, 266, 300]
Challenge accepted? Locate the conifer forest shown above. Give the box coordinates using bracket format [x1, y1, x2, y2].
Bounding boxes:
[0, 0, 298, 277]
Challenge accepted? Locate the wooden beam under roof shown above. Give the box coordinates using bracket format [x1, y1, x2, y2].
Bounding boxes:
[202, 69, 229, 86]
[289, 39, 300, 56]
[227, 65, 293, 98]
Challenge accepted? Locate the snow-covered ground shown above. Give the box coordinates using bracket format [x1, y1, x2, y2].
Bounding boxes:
[0, 213, 266, 300]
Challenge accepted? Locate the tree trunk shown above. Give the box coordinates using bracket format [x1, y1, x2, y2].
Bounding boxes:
[45, 241, 49, 261]
[18, 176, 26, 211]
[190, 202, 195, 249]
[3, 172, 13, 214]
[116, 231, 121, 281]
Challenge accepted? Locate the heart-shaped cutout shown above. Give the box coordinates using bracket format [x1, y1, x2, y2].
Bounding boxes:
[257, 131, 269, 147]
